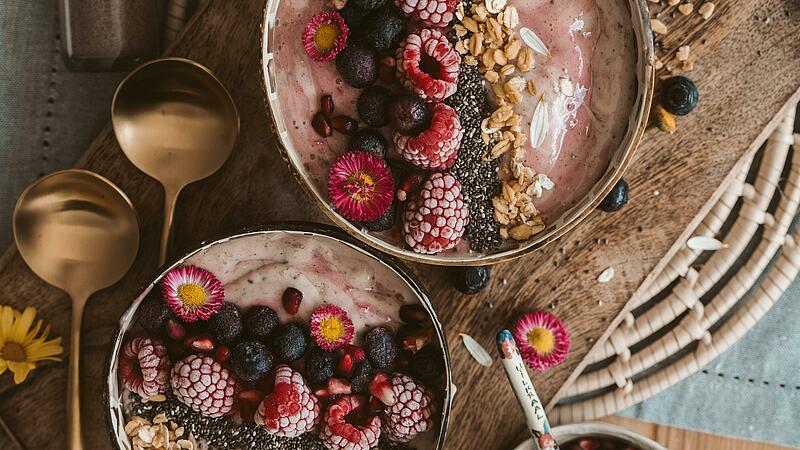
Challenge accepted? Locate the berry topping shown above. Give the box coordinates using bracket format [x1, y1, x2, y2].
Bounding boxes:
[336, 42, 379, 88]
[369, 372, 397, 406]
[320, 395, 382, 450]
[363, 327, 398, 369]
[310, 305, 356, 351]
[208, 303, 242, 344]
[282, 287, 303, 315]
[397, 325, 433, 352]
[340, 2, 370, 31]
[387, 94, 432, 135]
[215, 344, 231, 362]
[660, 75, 698, 116]
[349, 359, 375, 394]
[362, 201, 397, 231]
[393, 102, 462, 170]
[402, 172, 468, 254]
[349, 128, 389, 158]
[328, 151, 395, 222]
[395, 28, 460, 101]
[244, 305, 279, 340]
[162, 265, 224, 323]
[313, 112, 334, 137]
[363, 8, 407, 52]
[382, 374, 434, 442]
[354, 0, 388, 9]
[171, 354, 236, 418]
[338, 344, 367, 376]
[357, 86, 392, 128]
[137, 294, 171, 333]
[118, 336, 171, 398]
[237, 389, 266, 422]
[184, 335, 215, 353]
[271, 323, 309, 362]
[512, 311, 570, 372]
[598, 178, 629, 213]
[395, 0, 459, 27]
[255, 364, 320, 437]
[409, 344, 444, 382]
[321, 94, 335, 116]
[231, 340, 275, 382]
[306, 346, 338, 386]
[399, 304, 429, 324]
[450, 266, 490, 294]
[166, 319, 186, 341]
[332, 115, 359, 135]
[303, 12, 350, 62]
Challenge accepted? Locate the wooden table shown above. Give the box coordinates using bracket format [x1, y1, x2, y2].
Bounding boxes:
[0, 0, 799, 449]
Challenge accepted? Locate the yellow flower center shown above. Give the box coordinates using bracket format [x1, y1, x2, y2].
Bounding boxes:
[345, 171, 376, 203]
[1, 342, 27, 362]
[314, 24, 340, 51]
[178, 283, 207, 308]
[318, 317, 344, 343]
[527, 327, 555, 355]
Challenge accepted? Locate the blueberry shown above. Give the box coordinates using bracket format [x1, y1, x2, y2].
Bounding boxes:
[305, 347, 337, 386]
[363, 8, 406, 52]
[349, 359, 375, 394]
[363, 327, 397, 369]
[336, 42, 378, 88]
[352, 0, 387, 10]
[357, 86, 392, 127]
[660, 76, 698, 116]
[339, 2, 370, 32]
[243, 306, 279, 340]
[451, 266, 490, 294]
[598, 178, 629, 213]
[208, 303, 243, 344]
[271, 322, 309, 362]
[362, 202, 396, 231]
[387, 94, 431, 135]
[409, 345, 445, 382]
[138, 293, 171, 333]
[230, 341, 274, 382]
[349, 128, 389, 158]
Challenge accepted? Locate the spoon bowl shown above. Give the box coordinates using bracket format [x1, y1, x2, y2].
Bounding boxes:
[13, 169, 140, 449]
[112, 57, 239, 264]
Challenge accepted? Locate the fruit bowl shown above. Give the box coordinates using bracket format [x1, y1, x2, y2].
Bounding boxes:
[104, 222, 452, 450]
[260, 0, 654, 265]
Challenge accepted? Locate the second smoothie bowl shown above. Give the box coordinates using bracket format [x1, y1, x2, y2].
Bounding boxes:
[105, 223, 452, 450]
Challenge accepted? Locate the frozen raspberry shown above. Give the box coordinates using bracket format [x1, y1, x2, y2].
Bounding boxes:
[171, 354, 236, 418]
[395, 28, 460, 101]
[255, 364, 320, 437]
[402, 172, 468, 254]
[118, 336, 171, 398]
[320, 395, 382, 450]
[395, 0, 458, 27]
[393, 102, 462, 170]
[382, 374, 434, 442]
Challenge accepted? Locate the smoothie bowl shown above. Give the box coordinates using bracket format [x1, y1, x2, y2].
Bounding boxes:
[105, 223, 452, 450]
[261, 0, 654, 265]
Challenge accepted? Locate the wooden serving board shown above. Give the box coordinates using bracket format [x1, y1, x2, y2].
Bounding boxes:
[1, 1, 799, 449]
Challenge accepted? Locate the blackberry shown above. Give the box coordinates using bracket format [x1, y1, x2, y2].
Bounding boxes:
[349, 128, 389, 158]
[339, 2, 370, 32]
[305, 347, 337, 386]
[450, 266, 490, 294]
[336, 42, 378, 88]
[363, 8, 406, 52]
[138, 293, 171, 333]
[208, 303, 243, 344]
[387, 94, 431, 135]
[409, 345, 445, 382]
[230, 341, 274, 382]
[243, 306, 279, 340]
[598, 178, 629, 212]
[660, 76, 698, 116]
[271, 322, 309, 362]
[363, 327, 397, 369]
[357, 86, 392, 127]
[362, 202, 396, 231]
[353, 0, 388, 10]
[349, 359, 375, 394]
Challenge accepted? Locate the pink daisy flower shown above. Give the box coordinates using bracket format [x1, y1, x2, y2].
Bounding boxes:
[302, 12, 349, 62]
[309, 305, 355, 351]
[327, 151, 395, 222]
[162, 265, 224, 323]
[512, 311, 570, 372]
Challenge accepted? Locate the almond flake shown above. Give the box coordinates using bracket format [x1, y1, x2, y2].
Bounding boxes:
[678, 3, 693, 15]
[519, 27, 550, 58]
[650, 18, 668, 35]
[676, 45, 690, 61]
[698, 2, 715, 20]
[484, 0, 506, 14]
[459, 333, 493, 367]
[687, 236, 727, 250]
[529, 95, 549, 148]
[597, 267, 615, 283]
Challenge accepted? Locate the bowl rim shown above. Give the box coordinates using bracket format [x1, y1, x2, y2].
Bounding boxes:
[259, 0, 655, 266]
[103, 221, 453, 450]
[513, 422, 668, 450]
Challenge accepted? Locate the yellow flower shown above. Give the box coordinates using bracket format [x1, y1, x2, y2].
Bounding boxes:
[0, 305, 63, 384]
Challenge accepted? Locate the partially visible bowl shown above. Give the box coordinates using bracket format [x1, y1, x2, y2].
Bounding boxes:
[104, 222, 452, 449]
[513, 422, 667, 450]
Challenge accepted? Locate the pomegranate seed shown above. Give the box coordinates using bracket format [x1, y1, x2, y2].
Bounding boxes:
[579, 439, 599, 450]
[399, 304, 429, 324]
[312, 112, 332, 137]
[185, 335, 215, 353]
[369, 373, 396, 406]
[331, 115, 358, 135]
[215, 345, 231, 362]
[166, 319, 186, 341]
[396, 171, 426, 201]
[282, 287, 303, 315]
[327, 377, 352, 395]
[320, 94, 335, 116]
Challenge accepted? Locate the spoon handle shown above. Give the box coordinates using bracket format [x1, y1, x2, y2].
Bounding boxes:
[159, 186, 180, 266]
[496, 330, 559, 450]
[68, 295, 88, 450]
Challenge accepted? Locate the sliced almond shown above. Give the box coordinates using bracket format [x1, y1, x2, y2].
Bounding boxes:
[597, 267, 615, 283]
[519, 27, 550, 57]
[687, 236, 727, 250]
[485, 0, 507, 14]
[529, 95, 549, 148]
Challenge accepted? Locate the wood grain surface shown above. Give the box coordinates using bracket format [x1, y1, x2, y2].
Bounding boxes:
[0, 0, 799, 449]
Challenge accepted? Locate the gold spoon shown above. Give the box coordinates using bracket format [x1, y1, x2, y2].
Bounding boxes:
[111, 57, 239, 265]
[13, 169, 140, 450]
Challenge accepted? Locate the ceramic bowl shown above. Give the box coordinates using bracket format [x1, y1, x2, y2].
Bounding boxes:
[103, 222, 452, 449]
[260, 0, 654, 265]
[513, 422, 667, 450]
